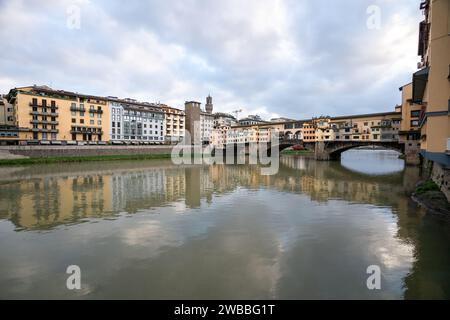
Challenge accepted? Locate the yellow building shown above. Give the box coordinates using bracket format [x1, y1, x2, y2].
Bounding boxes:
[302, 122, 316, 142]
[398, 83, 422, 142]
[5, 85, 110, 144]
[414, 0, 450, 166]
[160, 104, 185, 144]
[224, 122, 284, 145]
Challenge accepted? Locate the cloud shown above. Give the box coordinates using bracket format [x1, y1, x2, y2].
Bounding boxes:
[0, 0, 422, 120]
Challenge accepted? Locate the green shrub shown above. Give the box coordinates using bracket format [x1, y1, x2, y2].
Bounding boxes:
[416, 180, 440, 194]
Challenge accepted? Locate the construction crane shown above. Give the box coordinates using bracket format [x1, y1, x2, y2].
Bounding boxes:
[232, 109, 242, 120]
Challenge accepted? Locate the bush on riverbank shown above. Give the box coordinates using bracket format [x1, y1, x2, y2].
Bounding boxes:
[281, 150, 314, 155]
[416, 180, 440, 194]
[413, 180, 450, 217]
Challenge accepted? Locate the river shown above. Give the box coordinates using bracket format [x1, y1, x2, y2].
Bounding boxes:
[0, 149, 449, 299]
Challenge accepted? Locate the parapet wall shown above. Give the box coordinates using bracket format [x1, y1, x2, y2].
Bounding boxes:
[0, 145, 174, 159]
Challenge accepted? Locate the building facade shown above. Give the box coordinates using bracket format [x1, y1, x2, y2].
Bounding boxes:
[238, 115, 267, 126]
[214, 112, 238, 128]
[4, 85, 110, 145]
[160, 104, 185, 144]
[0, 94, 18, 144]
[414, 0, 450, 167]
[184, 96, 214, 145]
[108, 98, 164, 144]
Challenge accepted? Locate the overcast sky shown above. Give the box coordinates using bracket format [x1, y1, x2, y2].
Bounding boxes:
[0, 0, 422, 120]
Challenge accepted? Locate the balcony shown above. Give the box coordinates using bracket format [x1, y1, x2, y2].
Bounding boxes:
[29, 111, 59, 117]
[70, 106, 86, 112]
[30, 120, 59, 125]
[70, 127, 103, 135]
[88, 108, 104, 114]
[29, 102, 59, 109]
[30, 128, 59, 133]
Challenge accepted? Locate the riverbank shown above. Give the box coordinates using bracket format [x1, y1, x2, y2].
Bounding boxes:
[0, 145, 174, 165]
[412, 180, 450, 219]
[0, 153, 172, 166]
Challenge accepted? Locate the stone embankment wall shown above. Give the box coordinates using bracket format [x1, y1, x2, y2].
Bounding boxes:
[423, 159, 450, 202]
[0, 145, 174, 159]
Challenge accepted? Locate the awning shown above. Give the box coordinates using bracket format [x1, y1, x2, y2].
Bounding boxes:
[412, 67, 429, 103]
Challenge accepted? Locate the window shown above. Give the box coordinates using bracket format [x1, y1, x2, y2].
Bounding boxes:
[411, 120, 419, 127]
[97, 120, 102, 125]
[80, 119, 84, 124]
[411, 110, 421, 118]
[90, 120, 94, 125]
[72, 118, 76, 123]
[90, 113, 94, 118]
[71, 111, 76, 117]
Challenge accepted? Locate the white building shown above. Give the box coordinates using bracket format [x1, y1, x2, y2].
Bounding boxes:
[211, 125, 230, 149]
[108, 98, 165, 144]
[200, 112, 214, 144]
[214, 113, 238, 128]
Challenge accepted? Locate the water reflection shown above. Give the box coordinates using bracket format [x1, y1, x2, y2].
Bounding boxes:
[0, 152, 449, 299]
[341, 149, 404, 175]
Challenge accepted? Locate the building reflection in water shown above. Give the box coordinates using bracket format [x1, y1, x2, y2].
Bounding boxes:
[0, 156, 425, 230]
[0, 154, 449, 299]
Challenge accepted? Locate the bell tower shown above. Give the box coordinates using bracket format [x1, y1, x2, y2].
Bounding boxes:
[205, 95, 213, 114]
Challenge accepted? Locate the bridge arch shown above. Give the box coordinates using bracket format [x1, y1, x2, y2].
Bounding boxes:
[324, 141, 404, 160]
[284, 131, 294, 139]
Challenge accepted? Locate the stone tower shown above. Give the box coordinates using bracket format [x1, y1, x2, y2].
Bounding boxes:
[185, 101, 201, 145]
[205, 95, 213, 114]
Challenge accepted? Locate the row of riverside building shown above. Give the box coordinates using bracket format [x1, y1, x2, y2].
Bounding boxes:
[0, 2, 448, 166]
[0, 85, 190, 146]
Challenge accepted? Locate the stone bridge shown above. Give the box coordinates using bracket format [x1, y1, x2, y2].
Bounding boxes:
[222, 138, 420, 165]
[277, 139, 419, 165]
[313, 140, 404, 160]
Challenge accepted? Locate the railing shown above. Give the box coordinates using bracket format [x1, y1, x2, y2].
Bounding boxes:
[70, 106, 86, 112]
[30, 120, 59, 125]
[88, 108, 104, 114]
[30, 128, 59, 133]
[29, 102, 58, 109]
[29, 111, 59, 117]
[70, 129, 103, 134]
